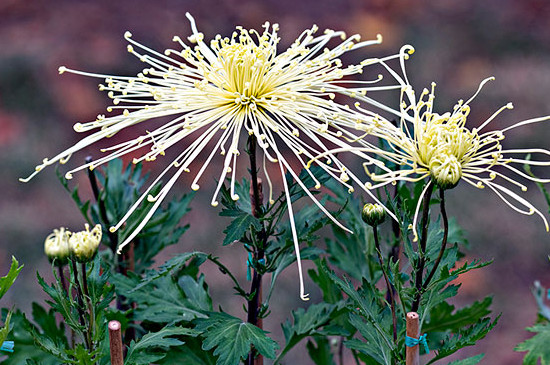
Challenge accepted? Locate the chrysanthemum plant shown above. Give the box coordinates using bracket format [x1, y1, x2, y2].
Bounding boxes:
[5, 13, 550, 365]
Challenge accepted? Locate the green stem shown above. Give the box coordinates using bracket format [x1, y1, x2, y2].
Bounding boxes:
[207, 255, 243, 294]
[373, 225, 398, 347]
[411, 181, 434, 312]
[58, 265, 68, 295]
[422, 188, 449, 289]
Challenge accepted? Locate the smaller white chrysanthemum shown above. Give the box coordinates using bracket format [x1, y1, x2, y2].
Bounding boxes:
[311, 44, 550, 242]
[363, 78, 550, 241]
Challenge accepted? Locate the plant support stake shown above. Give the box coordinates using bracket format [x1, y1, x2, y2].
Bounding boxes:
[406, 312, 420, 365]
[109, 320, 124, 365]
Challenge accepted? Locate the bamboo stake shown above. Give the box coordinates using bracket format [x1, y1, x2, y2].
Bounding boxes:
[406, 312, 420, 365]
[108, 320, 124, 365]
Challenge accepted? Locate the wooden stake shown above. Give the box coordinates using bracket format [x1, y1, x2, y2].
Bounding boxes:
[108, 320, 124, 365]
[406, 312, 420, 365]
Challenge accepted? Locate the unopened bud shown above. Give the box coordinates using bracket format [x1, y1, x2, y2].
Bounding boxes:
[362, 203, 386, 227]
[44, 227, 71, 266]
[69, 224, 102, 263]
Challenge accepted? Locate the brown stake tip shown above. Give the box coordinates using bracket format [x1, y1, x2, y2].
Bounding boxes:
[108, 320, 121, 331]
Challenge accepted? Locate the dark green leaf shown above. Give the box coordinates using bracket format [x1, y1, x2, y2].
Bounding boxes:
[426, 315, 499, 364]
[424, 297, 492, 333]
[222, 213, 262, 246]
[125, 326, 197, 365]
[195, 312, 278, 365]
[279, 303, 341, 360]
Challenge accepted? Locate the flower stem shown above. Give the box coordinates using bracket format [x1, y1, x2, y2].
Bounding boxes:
[246, 135, 266, 365]
[71, 260, 91, 349]
[80, 262, 95, 351]
[86, 157, 135, 344]
[57, 265, 75, 346]
[422, 188, 448, 290]
[58, 265, 68, 295]
[373, 225, 398, 346]
[386, 183, 401, 307]
[411, 181, 434, 312]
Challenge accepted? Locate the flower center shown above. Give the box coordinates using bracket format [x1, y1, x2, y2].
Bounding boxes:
[417, 108, 477, 189]
[429, 153, 462, 189]
[213, 31, 275, 109]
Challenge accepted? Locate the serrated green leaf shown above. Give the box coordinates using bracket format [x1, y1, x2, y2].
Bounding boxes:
[424, 297, 492, 333]
[135, 252, 208, 289]
[36, 271, 82, 332]
[222, 213, 262, 246]
[426, 315, 499, 364]
[325, 268, 394, 353]
[132, 276, 209, 324]
[65, 344, 97, 365]
[0, 257, 23, 299]
[446, 354, 485, 365]
[125, 326, 197, 365]
[515, 323, 550, 365]
[195, 312, 278, 365]
[344, 314, 393, 365]
[279, 303, 340, 361]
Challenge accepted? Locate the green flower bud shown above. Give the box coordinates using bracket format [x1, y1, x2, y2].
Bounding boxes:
[44, 227, 71, 266]
[69, 224, 102, 263]
[362, 203, 386, 227]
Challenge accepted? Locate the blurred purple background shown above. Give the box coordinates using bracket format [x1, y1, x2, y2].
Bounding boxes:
[1, 0, 550, 363]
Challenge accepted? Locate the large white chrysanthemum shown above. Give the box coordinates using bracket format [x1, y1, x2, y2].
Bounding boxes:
[22, 14, 404, 300]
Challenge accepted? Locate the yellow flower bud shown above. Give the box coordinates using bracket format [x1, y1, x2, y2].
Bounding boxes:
[44, 227, 71, 266]
[362, 203, 386, 227]
[69, 224, 102, 263]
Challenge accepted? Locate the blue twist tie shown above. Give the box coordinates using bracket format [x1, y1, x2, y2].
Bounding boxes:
[405, 334, 429, 354]
[246, 253, 265, 281]
[1, 341, 14, 353]
[246, 253, 253, 281]
[547, 289, 550, 300]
